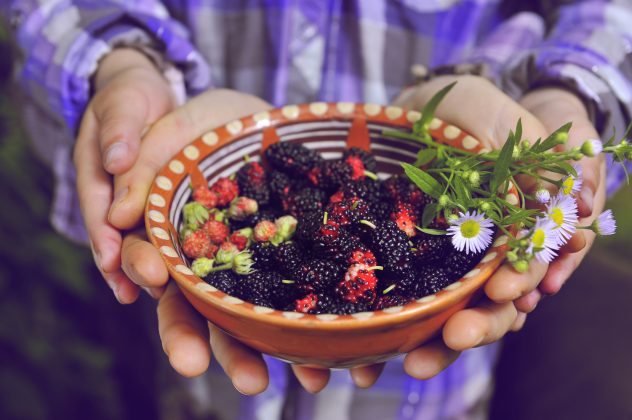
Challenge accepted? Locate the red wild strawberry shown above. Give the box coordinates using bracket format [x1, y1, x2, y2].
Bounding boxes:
[192, 185, 218, 209]
[336, 263, 378, 304]
[329, 190, 344, 203]
[182, 230, 212, 259]
[230, 231, 249, 250]
[211, 177, 239, 207]
[254, 220, 277, 242]
[204, 220, 230, 244]
[390, 201, 418, 237]
[295, 293, 318, 313]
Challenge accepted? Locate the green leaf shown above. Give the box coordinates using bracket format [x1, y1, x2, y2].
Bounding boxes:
[402, 163, 443, 199]
[452, 176, 471, 206]
[416, 227, 447, 236]
[534, 122, 572, 153]
[501, 209, 540, 225]
[414, 148, 437, 167]
[556, 161, 577, 177]
[514, 118, 523, 143]
[413, 82, 457, 136]
[421, 203, 438, 227]
[490, 129, 517, 194]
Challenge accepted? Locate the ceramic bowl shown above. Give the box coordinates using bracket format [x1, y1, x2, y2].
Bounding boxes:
[144, 102, 512, 368]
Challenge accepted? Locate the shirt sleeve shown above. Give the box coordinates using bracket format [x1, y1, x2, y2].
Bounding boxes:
[497, 1, 632, 197]
[3, 0, 212, 243]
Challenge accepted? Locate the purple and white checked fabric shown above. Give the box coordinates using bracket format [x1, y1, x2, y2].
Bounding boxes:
[4, 1, 632, 419]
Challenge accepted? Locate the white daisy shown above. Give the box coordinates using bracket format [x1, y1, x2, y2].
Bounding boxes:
[447, 211, 495, 255]
[561, 164, 583, 196]
[547, 192, 578, 244]
[527, 218, 561, 264]
[592, 209, 617, 236]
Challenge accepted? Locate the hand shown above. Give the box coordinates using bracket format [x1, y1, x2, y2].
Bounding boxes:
[74, 48, 176, 303]
[383, 75, 603, 381]
[107, 89, 383, 394]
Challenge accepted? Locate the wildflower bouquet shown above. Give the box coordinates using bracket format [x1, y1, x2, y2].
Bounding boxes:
[386, 82, 628, 273]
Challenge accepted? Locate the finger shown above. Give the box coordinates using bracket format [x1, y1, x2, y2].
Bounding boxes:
[539, 232, 594, 295]
[484, 260, 548, 303]
[209, 323, 269, 394]
[75, 108, 142, 303]
[349, 363, 385, 388]
[403, 339, 460, 380]
[513, 289, 542, 314]
[121, 229, 169, 292]
[291, 365, 330, 393]
[102, 269, 141, 304]
[157, 282, 211, 377]
[109, 90, 273, 230]
[442, 301, 518, 351]
[510, 312, 528, 332]
[559, 230, 586, 255]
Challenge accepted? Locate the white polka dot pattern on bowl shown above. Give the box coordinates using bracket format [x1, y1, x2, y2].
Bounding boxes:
[148, 210, 165, 223]
[168, 160, 185, 174]
[337, 102, 355, 114]
[149, 194, 166, 207]
[281, 105, 300, 119]
[364, 103, 381, 116]
[309, 102, 328, 116]
[160, 246, 178, 258]
[406, 110, 421, 123]
[183, 145, 200, 160]
[151, 227, 169, 240]
[196, 283, 217, 292]
[429, 117, 442, 129]
[385, 106, 403, 120]
[202, 131, 219, 146]
[176, 265, 193, 275]
[462, 135, 479, 150]
[155, 176, 172, 191]
[444, 125, 461, 139]
[226, 120, 244, 135]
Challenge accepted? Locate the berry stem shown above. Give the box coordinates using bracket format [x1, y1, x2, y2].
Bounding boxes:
[364, 170, 379, 181]
[383, 284, 396, 294]
[367, 266, 384, 271]
[208, 262, 232, 272]
[359, 219, 377, 229]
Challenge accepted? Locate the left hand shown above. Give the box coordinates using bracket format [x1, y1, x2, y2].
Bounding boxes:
[375, 76, 606, 383]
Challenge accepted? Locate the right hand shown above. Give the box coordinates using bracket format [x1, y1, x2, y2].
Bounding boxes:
[74, 48, 176, 303]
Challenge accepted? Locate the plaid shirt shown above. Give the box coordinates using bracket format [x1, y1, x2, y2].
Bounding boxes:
[5, 1, 632, 419]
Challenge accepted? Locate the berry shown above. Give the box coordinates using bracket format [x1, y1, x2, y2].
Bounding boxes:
[335, 180, 381, 205]
[373, 294, 413, 310]
[294, 211, 323, 245]
[236, 162, 270, 205]
[229, 230, 250, 250]
[294, 259, 344, 294]
[274, 242, 305, 277]
[233, 271, 275, 307]
[254, 220, 277, 242]
[210, 177, 239, 207]
[204, 220, 230, 244]
[348, 248, 377, 266]
[412, 233, 450, 266]
[295, 293, 318, 313]
[444, 249, 481, 280]
[390, 201, 418, 237]
[215, 241, 239, 264]
[336, 264, 378, 304]
[265, 142, 323, 176]
[342, 147, 377, 172]
[380, 175, 416, 203]
[228, 197, 258, 221]
[192, 185, 218, 209]
[367, 220, 413, 274]
[268, 170, 293, 204]
[285, 187, 326, 218]
[315, 293, 371, 314]
[250, 242, 276, 270]
[182, 230, 212, 259]
[418, 266, 452, 296]
[343, 155, 366, 180]
[205, 270, 239, 295]
[308, 160, 354, 191]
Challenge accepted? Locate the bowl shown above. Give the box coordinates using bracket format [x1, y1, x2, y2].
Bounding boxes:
[144, 102, 512, 368]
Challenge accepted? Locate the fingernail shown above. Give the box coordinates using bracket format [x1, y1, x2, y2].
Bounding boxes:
[103, 276, 121, 302]
[89, 239, 104, 272]
[105, 142, 128, 169]
[142, 286, 160, 300]
[580, 187, 594, 215]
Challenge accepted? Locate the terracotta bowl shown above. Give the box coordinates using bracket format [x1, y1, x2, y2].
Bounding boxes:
[145, 102, 512, 368]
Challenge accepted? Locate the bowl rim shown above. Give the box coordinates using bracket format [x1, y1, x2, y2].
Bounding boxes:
[144, 102, 513, 331]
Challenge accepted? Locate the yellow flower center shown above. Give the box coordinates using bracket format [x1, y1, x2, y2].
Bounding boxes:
[550, 208, 564, 227]
[562, 177, 574, 195]
[532, 228, 545, 248]
[460, 220, 481, 239]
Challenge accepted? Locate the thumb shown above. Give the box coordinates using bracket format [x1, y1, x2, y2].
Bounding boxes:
[108, 89, 272, 230]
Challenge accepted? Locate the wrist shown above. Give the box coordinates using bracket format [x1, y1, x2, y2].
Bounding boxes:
[94, 48, 161, 91]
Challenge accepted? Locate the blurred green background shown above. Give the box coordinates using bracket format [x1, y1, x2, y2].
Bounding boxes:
[1, 22, 632, 420]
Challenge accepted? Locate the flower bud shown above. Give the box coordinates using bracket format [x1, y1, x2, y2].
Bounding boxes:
[254, 220, 277, 242]
[438, 194, 450, 207]
[447, 213, 459, 222]
[506, 251, 518, 262]
[512, 146, 521, 159]
[183, 202, 210, 230]
[535, 188, 551, 204]
[520, 139, 531, 150]
[512, 260, 529, 273]
[191, 257, 214, 277]
[580, 139, 603, 157]
[275, 215, 298, 241]
[468, 171, 480, 187]
[554, 131, 569, 145]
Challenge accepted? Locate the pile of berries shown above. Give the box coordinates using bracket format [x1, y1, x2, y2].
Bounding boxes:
[179, 143, 489, 314]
